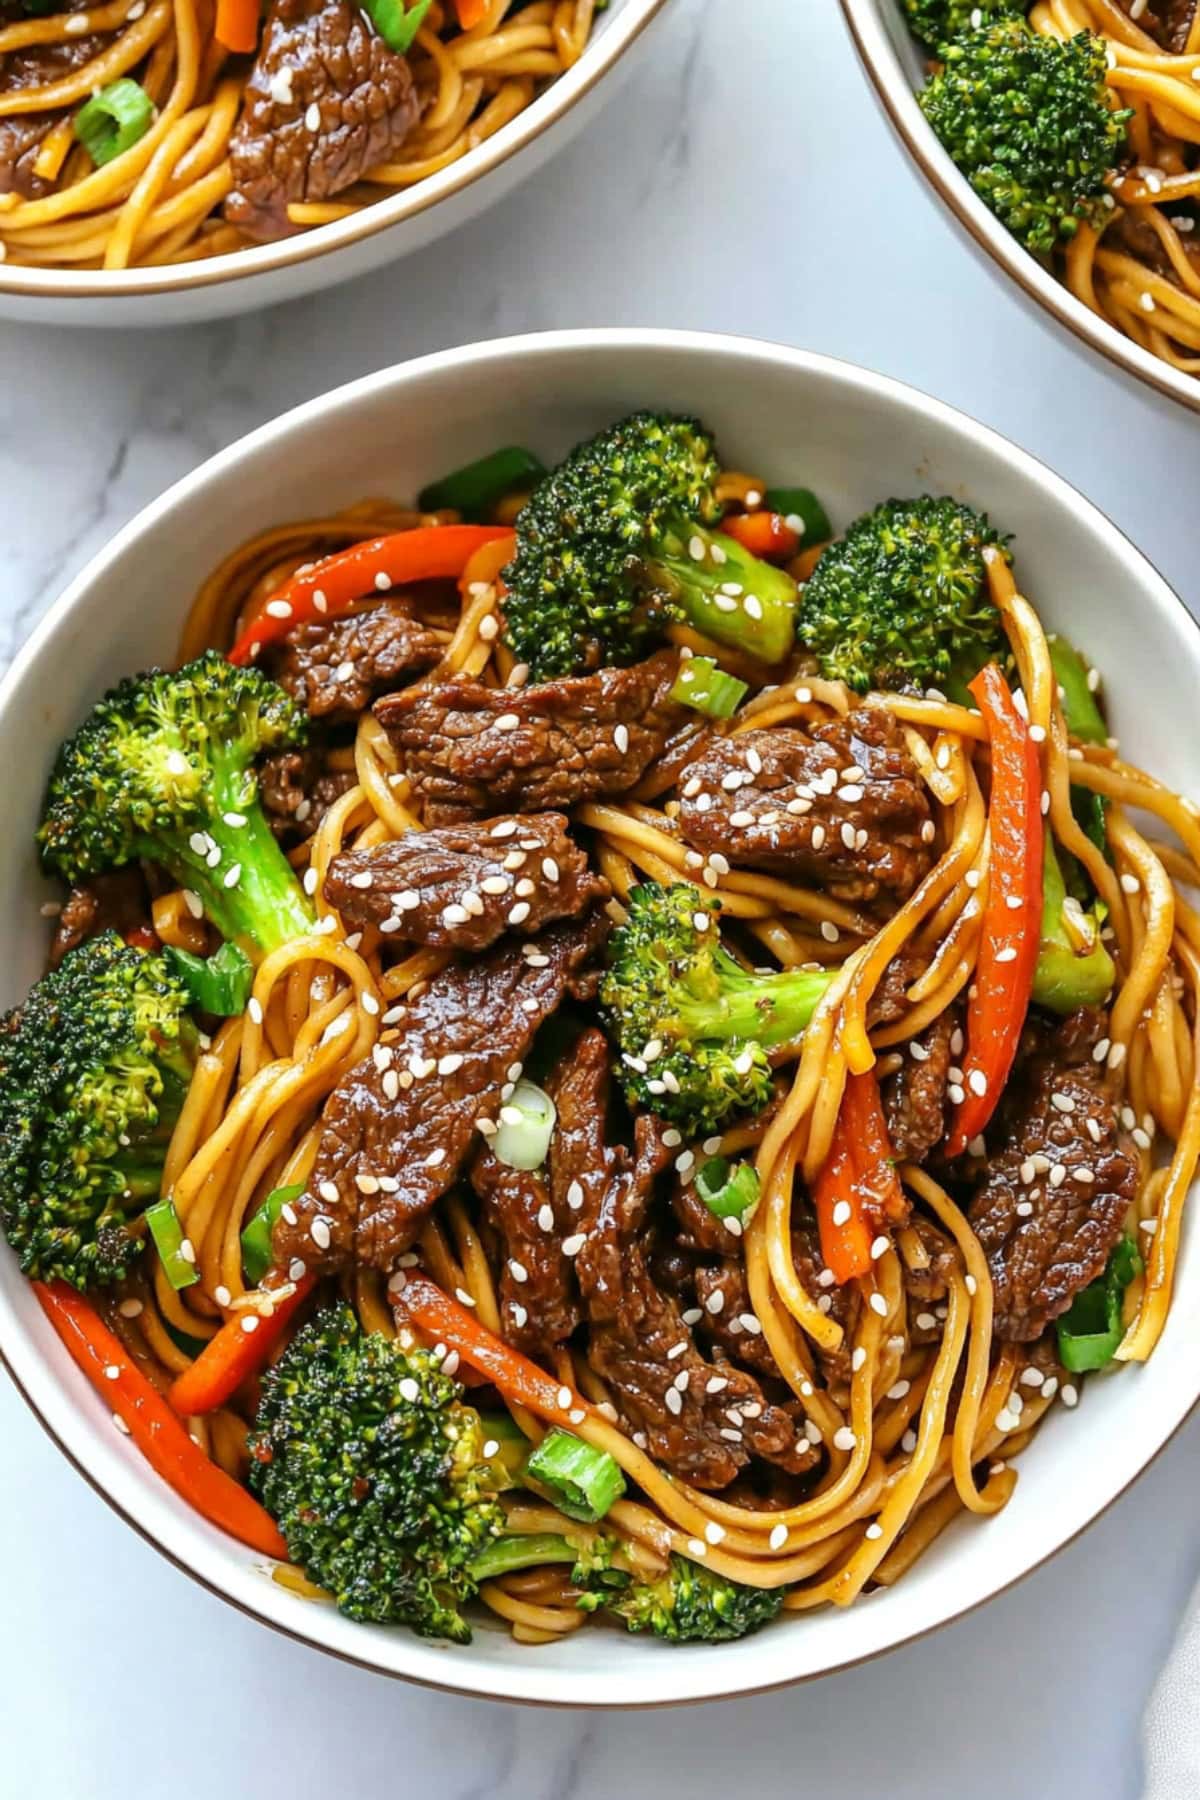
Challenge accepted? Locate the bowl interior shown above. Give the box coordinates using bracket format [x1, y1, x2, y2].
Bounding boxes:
[3, 330, 1199, 1706]
[838, 0, 1200, 416]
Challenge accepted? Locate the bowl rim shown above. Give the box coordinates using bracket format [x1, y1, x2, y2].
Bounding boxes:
[836, 0, 1200, 418]
[4, 326, 1200, 1705]
[0, 0, 669, 304]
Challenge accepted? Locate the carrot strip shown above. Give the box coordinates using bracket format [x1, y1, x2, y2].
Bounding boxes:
[215, 0, 258, 51]
[813, 1120, 874, 1284]
[34, 1281, 286, 1558]
[168, 1275, 315, 1417]
[722, 511, 801, 563]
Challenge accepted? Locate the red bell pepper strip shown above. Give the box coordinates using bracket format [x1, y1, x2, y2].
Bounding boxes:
[813, 1121, 873, 1285]
[946, 663, 1044, 1157]
[454, 0, 489, 25]
[721, 510, 802, 564]
[227, 525, 512, 666]
[840, 1069, 907, 1223]
[169, 1274, 316, 1417]
[397, 1272, 597, 1425]
[33, 1281, 287, 1558]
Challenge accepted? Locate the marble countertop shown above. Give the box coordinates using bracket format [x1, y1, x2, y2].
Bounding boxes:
[3, 1, 1200, 1794]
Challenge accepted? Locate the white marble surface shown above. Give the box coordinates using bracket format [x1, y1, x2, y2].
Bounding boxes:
[2, 1, 1199, 1794]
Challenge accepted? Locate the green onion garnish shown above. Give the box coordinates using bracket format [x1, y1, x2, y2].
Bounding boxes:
[419, 445, 547, 521]
[762, 486, 832, 547]
[493, 1078, 556, 1171]
[669, 656, 749, 720]
[695, 1156, 760, 1220]
[165, 941, 255, 1017]
[364, 0, 432, 54]
[73, 79, 154, 168]
[145, 1197, 198, 1291]
[1056, 1233, 1142, 1373]
[524, 1430, 626, 1521]
[241, 1181, 305, 1286]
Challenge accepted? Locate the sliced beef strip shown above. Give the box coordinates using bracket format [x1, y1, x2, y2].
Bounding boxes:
[324, 813, 609, 951]
[49, 869, 154, 967]
[548, 1031, 814, 1488]
[692, 1260, 784, 1383]
[375, 651, 687, 824]
[471, 1146, 579, 1359]
[901, 1212, 957, 1325]
[224, 0, 421, 242]
[881, 1006, 958, 1163]
[1121, 0, 1197, 50]
[677, 707, 933, 902]
[258, 747, 355, 843]
[790, 1216, 860, 1392]
[969, 1008, 1138, 1342]
[266, 599, 443, 721]
[273, 910, 608, 1274]
[1, 34, 111, 198]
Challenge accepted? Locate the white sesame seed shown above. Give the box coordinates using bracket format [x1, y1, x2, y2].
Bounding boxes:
[706, 1289, 725, 1316]
[915, 1311, 936, 1331]
[304, 101, 321, 130]
[1061, 1384, 1079, 1408]
[968, 1069, 988, 1098]
[614, 724, 630, 755]
[821, 920, 840, 944]
[833, 1427, 856, 1452]
[665, 1388, 683, 1416]
[869, 1292, 888, 1317]
[865, 1523, 884, 1541]
[424, 1148, 446, 1169]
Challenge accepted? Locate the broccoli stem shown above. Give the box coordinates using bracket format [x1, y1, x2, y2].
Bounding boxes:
[154, 797, 314, 963]
[654, 519, 797, 665]
[469, 1532, 581, 1583]
[676, 964, 833, 1050]
[114, 1154, 169, 1202]
[1033, 835, 1114, 1014]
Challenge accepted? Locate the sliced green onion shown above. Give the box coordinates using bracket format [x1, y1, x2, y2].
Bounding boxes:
[695, 1156, 761, 1220]
[1056, 1233, 1142, 1373]
[145, 1198, 199, 1291]
[669, 656, 749, 719]
[419, 446, 547, 521]
[524, 1430, 626, 1521]
[762, 486, 832, 547]
[470, 1532, 579, 1583]
[241, 1182, 305, 1286]
[73, 79, 154, 168]
[493, 1078, 556, 1171]
[363, 0, 432, 51]
[165, 941, 254, 1016]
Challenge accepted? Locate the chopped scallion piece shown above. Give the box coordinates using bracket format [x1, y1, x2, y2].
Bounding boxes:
[669, 655, 748, 719]
[240, 1182, 305, 1286]
[695, 1156, 760, 1220]
[762, 486, 832, 547]
[1056, 1233, 1141, 1372]
[419, 446, 547, 521]
[73, 79, 154, 168]
[145, 1197, 199, 1290]
[165, 941, 255, 1016]
[363, 0, 432, 50]
[493, 1078, 556, 1171]
[524, 1430, 626, 1521]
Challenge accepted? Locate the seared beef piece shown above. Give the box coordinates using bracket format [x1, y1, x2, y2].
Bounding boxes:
[1, 34, 110, 197]
[970, 1008, 1138, 1342]
[471, 1146, 579, 1358]
[901, 1213, 957, 1321]
[375, 651, 686, 824]
[324, 813, 609, 951]
[267, 600, 443, 721]
[273, 911, 608, 1274]
[677, 707, 933, 902]
[692, 1260, 783, 1382]
[882, 1008, 958, 1163]
[671, 1176, 730, 1256]
[549, 1031, 813, 1487]
[867, 952, 927, 1030]
[791, 1217, 860, 1391]
[258, 747, 355, 842]
[1122, 0, 1197, 50]
[225, 0, 421, 241]
[49, 869, 154, 967]
[630, 718, 711, 800]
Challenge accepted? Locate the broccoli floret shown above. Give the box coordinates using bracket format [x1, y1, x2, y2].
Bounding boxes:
[902, 0, 1019, 51]
[502, 412, 799, 679]
[249, 1304, 507, 1643]
[919, 19, 1131, 255]
[799, 495, 1007, 696]
[38, 652, 314, 963]
[599, 883, 832, 1136]
[579, 1552, 783, 1643]
[0, 933, 196, 1289]
[470, 1528, 632, 1601]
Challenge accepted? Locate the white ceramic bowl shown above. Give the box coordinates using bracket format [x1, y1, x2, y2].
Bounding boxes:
[0, 0, 667, 329]
[838, 0, 1200, 417]
[3, 328, 1198, 1705]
